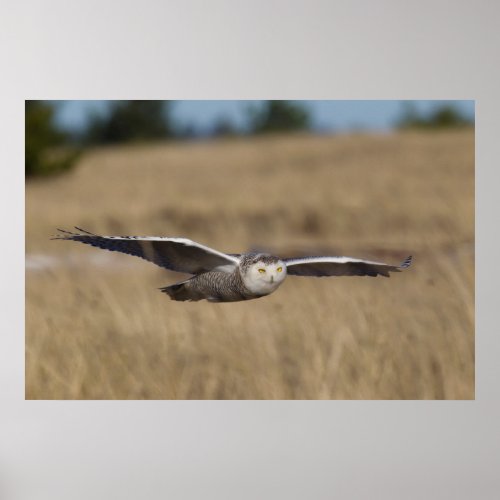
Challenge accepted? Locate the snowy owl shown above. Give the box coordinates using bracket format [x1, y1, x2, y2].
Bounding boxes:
[54, 227, 412, 303]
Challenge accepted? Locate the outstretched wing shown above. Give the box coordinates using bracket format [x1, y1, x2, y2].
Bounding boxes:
[53, 227, 240, 274]
[284, 255, 412, 278]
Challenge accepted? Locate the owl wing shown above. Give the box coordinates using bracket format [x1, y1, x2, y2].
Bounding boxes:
[53, 227, 240, 274]
[284, 255, 412, 278]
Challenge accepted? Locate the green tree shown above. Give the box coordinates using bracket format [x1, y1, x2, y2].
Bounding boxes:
[248, 101, 310, 134]
[25, 101, 79, 177]
[85, 100, 172, 144]
[396, 102, 473, 130]
[427, 105, 472, 128]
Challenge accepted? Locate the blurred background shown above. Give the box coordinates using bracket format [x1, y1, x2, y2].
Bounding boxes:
[25, 100, 474, 399]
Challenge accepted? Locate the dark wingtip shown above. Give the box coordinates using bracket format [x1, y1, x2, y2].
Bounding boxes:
[51, 228, 74, 240]
[51, 227, 95, 240]
[74, 226, 95, 235]
[400, 255, 413, 269]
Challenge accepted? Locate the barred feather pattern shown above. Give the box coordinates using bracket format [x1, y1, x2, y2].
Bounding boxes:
[161, 270, 262, 303]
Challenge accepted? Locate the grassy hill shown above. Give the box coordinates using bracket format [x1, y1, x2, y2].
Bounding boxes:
[25, 130, 474, 399]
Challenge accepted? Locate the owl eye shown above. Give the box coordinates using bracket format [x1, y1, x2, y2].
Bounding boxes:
[258, 268, 266, 274]
[277, 267, 283, 273]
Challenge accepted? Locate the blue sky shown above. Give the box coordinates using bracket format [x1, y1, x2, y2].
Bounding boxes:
[52, 100, 475, 135]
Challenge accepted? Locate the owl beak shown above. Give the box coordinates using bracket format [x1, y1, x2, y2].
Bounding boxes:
[270, 276, 274, 283]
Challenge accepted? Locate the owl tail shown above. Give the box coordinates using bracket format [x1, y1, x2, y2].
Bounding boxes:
[159, 279, 204, 302]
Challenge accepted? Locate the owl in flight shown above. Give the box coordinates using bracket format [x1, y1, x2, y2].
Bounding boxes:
[54, 227, 412, 303]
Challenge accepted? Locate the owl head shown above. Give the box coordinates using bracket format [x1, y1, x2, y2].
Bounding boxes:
[241, 254, 287, 294]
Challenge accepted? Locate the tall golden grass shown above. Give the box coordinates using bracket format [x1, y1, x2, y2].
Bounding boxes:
[25, 130, 474, 399]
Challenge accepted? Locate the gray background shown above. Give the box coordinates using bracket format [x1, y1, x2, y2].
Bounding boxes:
[2, 1, 498, 498]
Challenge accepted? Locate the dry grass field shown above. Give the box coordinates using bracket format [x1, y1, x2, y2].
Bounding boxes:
[25, 130, 474, 399]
